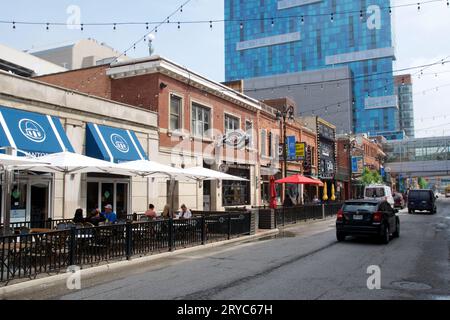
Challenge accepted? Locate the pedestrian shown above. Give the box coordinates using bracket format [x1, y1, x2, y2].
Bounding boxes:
[72, 208, 84, 223]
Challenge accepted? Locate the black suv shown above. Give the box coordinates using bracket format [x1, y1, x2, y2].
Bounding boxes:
[407, 189, 436, 214]
[336, 199, 400, 244]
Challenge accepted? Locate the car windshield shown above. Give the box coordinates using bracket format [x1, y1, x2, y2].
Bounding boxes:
[409, 190, 431, 201]
[365, 188, 385, 198]
[343, 202, 378, 213]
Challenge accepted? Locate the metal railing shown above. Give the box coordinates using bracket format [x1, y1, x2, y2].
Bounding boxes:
[0, 212, 251, 285]
[275, 203, 343, 227]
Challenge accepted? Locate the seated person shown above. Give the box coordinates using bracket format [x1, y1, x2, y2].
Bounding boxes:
[145, 204, 157, 220]
[161, 205, 171, 219]
[101, 204, 117, 224]
[87, 208, 105, 226]
[177, 204, 192, 219]
[72, 208, 84, 223]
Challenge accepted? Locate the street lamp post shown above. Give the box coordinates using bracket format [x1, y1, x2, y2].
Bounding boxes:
[276, 106, 295, 202]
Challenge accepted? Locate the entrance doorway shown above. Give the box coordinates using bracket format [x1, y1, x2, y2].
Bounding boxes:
[30, 183, 49, 225]
[86, 177, 130, 219]
[1, 175, 51, 224]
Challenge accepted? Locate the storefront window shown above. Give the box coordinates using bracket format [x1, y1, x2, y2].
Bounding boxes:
[222, 167, 250, 206]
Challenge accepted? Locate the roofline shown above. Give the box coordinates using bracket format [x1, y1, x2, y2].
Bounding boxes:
[1, 68, 157, 116]
[108, 55, 264, 112]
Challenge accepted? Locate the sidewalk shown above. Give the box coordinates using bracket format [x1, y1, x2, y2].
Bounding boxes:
[0, 228, 279, 298]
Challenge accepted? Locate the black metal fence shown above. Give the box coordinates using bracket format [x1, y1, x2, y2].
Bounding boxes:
[0, 212, 251, 285]
[275, 203, 343, 227]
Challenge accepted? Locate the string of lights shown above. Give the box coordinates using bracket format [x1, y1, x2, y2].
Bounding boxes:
[1, 0, 448, 30]
[71, 0, 194, 93]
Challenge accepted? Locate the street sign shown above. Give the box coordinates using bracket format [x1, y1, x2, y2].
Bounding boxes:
[287, 136, 296, 160]
[351, 156, 364, 174]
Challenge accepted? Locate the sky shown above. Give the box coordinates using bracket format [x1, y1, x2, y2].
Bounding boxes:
[1, 0, 450, 138]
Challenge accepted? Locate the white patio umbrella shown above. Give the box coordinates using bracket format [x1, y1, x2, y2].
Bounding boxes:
[0, 153, 50, 168]
[14, 151, 127, 174]
[116, 159, 196, 178]
[181, 166, 249, 182]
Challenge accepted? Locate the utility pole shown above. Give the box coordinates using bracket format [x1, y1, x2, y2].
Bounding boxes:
[276, 105, 294, 202]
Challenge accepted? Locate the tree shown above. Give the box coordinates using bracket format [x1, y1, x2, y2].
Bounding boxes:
[418, 177, 428, 189]
[360, 167, 382, 186]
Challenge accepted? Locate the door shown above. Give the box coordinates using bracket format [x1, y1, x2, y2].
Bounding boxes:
[101, 183, 114, 212]
[29, 182, 49, 226]
[116, 183, 128, 219]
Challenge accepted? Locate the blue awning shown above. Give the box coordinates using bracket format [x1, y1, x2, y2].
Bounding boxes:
[0, 105, 74, 156]
[86, 123, 147, 163]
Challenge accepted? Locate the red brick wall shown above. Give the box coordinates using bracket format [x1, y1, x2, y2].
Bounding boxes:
[35, 65, 111, 99]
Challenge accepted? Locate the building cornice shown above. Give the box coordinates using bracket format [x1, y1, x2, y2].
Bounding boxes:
[107, 57, 264, 113]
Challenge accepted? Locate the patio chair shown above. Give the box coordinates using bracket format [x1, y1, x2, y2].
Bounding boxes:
[139, 216, 151, 222]
[83, 222, 95, 228]
[56, 223, 67, 230]
[75, 223, 85, 229]
[19, 227, 30, 235]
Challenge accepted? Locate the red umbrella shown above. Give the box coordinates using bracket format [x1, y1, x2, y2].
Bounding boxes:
[269, 176, 277, 209]
[275, 174, 323, 185]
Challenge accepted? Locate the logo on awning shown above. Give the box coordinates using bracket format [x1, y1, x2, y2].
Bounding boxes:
[18, 119, 46, 143]
[110, 133, 129, 153]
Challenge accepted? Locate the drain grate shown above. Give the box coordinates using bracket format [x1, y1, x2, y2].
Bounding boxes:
[391, 281, 432, 291]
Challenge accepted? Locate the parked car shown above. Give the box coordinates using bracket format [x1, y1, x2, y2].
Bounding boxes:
[445, 185, 450, 198]
[393, 192, 405, 209]
[336, 199, 400, 244]
[407, 189, 436, 214]
[364, 184, 395, 207]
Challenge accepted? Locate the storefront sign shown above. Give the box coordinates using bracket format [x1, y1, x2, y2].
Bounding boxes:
[351, 156, 364, 174]
[287, 136, 296, 160]
[295, 142, 306, 160]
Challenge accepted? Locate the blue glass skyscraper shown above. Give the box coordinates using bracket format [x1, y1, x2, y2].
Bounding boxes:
[225, 0, 404, 140]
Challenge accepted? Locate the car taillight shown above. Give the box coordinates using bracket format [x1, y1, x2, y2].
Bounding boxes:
[337, 209, 344, 221]
[373, 211, 383, 222]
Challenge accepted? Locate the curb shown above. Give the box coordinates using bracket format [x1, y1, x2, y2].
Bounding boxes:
[0, 229, 279, 298]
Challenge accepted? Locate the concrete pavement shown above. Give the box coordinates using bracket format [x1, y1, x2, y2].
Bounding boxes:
[4, 199, 449, 300]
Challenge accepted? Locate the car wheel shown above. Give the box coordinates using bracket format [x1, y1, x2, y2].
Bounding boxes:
[392, 219, 400, 238]
[336, 232, 346, 242]
[380, 225, 390, 244]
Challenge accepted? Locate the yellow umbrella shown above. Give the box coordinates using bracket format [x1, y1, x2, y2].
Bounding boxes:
[331, 183, 336, 201]
[322, 182, 328, 201]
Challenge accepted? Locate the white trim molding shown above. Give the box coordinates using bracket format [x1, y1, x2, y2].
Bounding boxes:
[326, 47, 396, 65]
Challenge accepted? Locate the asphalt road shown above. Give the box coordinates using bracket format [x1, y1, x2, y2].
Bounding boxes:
[9, 198, 450, 300]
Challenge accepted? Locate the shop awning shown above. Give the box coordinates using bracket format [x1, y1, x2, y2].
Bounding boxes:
[86, 123, 147, 163]
[0, 105, 74, 156]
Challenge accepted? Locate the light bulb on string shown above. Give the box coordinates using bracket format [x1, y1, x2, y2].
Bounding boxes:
[330, 13, 334, 22]
[46, 23, 49, 31]
[271, 18, 274, 27]
[81, 23, 84, 31]
[301, 16, 304, 24]
[155, 27, 158, 33]
[146, 23, 149, 30]
[180, 5, 183, 12]
[12, 21, 15, 29]
[240, 22, 244, 29]
[417, 3, 421, 11]
[389, 6, 392, 14]
[210, 21, 213, 30]
[167, 17, 170, 24]
[177, 22, 180, 30]
[113, 23, 116, 31]
[360, 10, 363, 20]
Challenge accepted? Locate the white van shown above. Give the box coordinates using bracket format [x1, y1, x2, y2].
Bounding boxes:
[364, 185, 395, 206]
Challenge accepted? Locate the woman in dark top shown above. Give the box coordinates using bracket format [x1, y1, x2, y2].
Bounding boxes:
[73, 208, 84, 223]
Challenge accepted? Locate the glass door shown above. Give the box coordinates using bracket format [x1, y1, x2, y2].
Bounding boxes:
[29, 182, 49, 227]
[101, 183, 114, 212]
[10, 183, 27, 223]
[116, 183, 128, 219]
